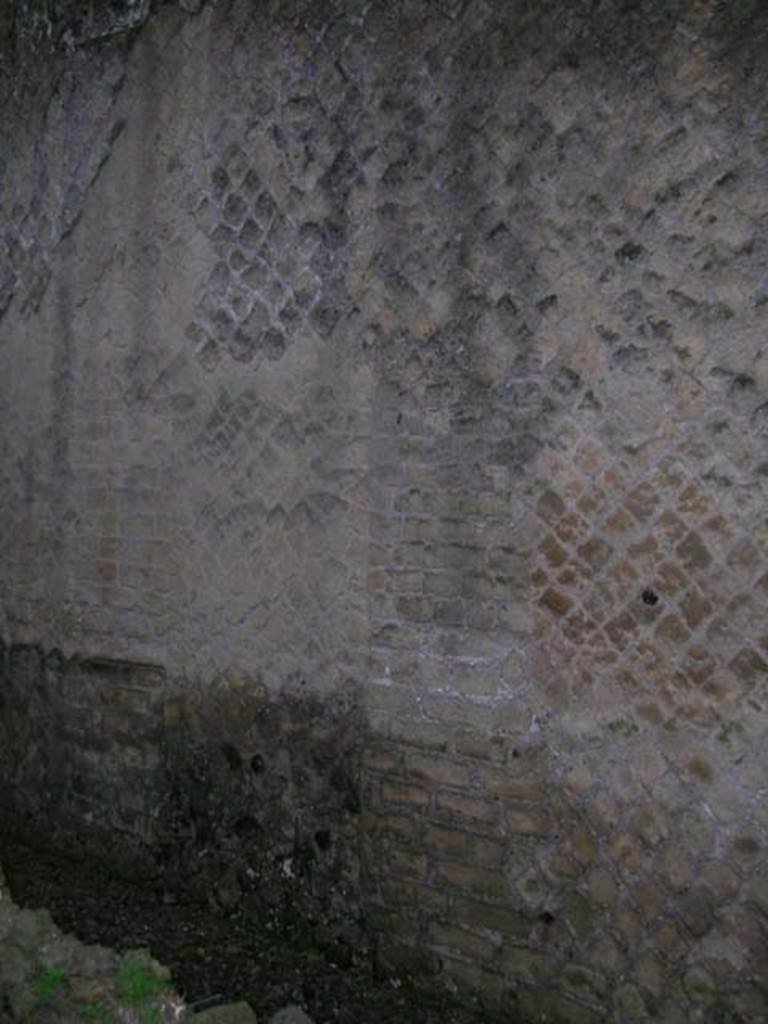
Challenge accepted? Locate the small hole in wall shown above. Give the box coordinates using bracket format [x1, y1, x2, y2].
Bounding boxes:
[314, 828, 332, 851]
[220, 742, 242, 771]
[538, 911, 555, 925]
[511, 748, 520, 759]
[641, 588, 659, 606]
[233, 814, 260, 837]
[250, 753, 265, 775]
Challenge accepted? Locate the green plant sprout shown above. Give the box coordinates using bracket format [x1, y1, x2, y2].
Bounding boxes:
[81, 1002, 115, 1024]
[31, 965, 66, 1000]
[115, 954, 170, 1006]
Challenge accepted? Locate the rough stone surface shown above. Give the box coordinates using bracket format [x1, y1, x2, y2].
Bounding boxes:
[2, 1, 768, 1022]
[268, 1006, 315, 1024]
[197, 1001, 260, 1024]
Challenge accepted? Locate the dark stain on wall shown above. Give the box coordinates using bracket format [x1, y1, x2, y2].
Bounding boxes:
[0, 643, 364, 909]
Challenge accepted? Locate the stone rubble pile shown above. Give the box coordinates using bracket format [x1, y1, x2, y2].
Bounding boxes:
[0, 862, 314, 1024]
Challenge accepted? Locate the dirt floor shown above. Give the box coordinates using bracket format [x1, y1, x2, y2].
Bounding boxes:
[0, 838, 501, 1024]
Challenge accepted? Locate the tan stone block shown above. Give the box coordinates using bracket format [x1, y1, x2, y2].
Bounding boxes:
[436, 790, 498, 823]
[390, 569, 425, 593]
[630, 872, 667, 921]
[729, 532, 765, 581]
[612, 984, 651, 1022]
[608, 833, 646, 878]
[604, 607, 640, 646]
[530, 566, 549, 588]
[362, 811, 419, 841]
[627, 533, 660, 571]
[587, 933, 625, 973]
[380, 881, 448, 914]
[388, 848, 428, 881]
[561, 609, 600, 646]
[389, 717, 449, 753]
[652, 559, 688, 595]
[560, 890, 594, 935]
[421, 695, 494, 732]
[600, 464, 630, 495]
[720, 983, 768, 1022]
[700, 511, 736, 548]
[676, 530, 712, 570]
[658, 842, 700, 892]
[633, 638, 665, 674]
[676, 481, 714, 518]
[407, 752, 471, 788]
[401, 519, 433, 544]
[163, 696, 185, 728]
[435, 861, 508, 900]
[554, 511, 590, 546]
[685, 753, 715, 784]
[428, 922, 498, 961]
[362, 682, 420, 716]
[729, 646, 768, 686]
[576, 487, 607, 517]
[557, 563, 589, 588]
[570, 826, 597, 865]
[616, 906, 643, 944]
[682, 643, 716, 684]
[676, 587, 712, 629]
[394, 595, 431, 621]
[438, 958, 506, 1006]
[581, 580, 616, 623]
[540, 850, 579, 882]
[654, 509, 688, 545]
[678, 885, 714, 938]
[537, 488, 566, 523]
[577, 534, 614, 571]
[451, 896, 531, 944]
[452, 730, 505, 763]
[562, 962, 607, 1000]
[503, 947, 557, 986]
[628, 806, 668, 848]
[573, 439, 607, 476]
[719, 901, 766, 960]
[450, 660, 498, 698]
[634, 954, 664, 998]
[538, 586, 574, 617]
[634, 701, 665, 726]
[381, 780, 430, 808]
[655, 921, 689, 962]
[362, 746, 403, 773]
[700, 860, 739, 904]
[423, 572, 460, 598]
[564, 763, 593, 795]
[584, 867, 618, 908]
[488, 546, 526, 582]
[539, 533, 568, 567]
[624, 482, 660, 522]
[654, 612, 691, 647]
[602, 507, 637, 539]
[633, 744, 668, 788]
[682, 966, 716, 1005]
[512, 988, 604, 1024]
[505, 804, 552, 837]
[428, 819, 505, 868]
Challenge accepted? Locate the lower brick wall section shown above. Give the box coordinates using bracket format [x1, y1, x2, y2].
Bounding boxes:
[2, 640, 768, 1022]
[360, 713, 768, 1024]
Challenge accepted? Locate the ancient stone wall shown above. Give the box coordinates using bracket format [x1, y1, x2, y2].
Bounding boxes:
[2, 1, 768, 1021]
